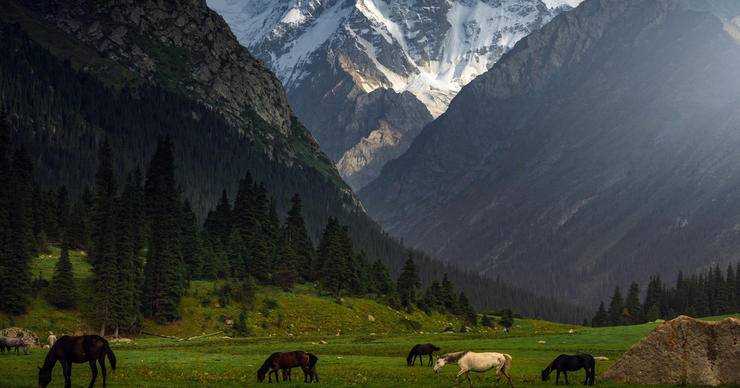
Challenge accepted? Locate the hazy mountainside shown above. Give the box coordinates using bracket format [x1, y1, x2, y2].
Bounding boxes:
[209, 0, 578, 189]
[361, 0, 740, 305]
[0, 0, 586, 321]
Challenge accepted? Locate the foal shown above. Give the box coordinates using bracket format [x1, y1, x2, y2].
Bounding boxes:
[541, 354, 596, 385]
[434, 351, 514, 387]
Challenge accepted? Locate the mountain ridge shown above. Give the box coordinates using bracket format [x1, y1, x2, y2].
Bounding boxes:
[361, 0, 740, 304]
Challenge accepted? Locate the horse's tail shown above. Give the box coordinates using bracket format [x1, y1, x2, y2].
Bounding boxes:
[502, 353, 513, 373]
[105, 342, 117, 370]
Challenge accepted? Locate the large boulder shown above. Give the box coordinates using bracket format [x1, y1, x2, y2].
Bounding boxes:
[604, 315, 740, 386]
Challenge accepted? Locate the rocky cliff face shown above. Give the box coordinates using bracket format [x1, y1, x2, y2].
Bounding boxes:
[26, 0, 292, 137]
[209, 0, 578, 189]
[361, 0, 740, 304]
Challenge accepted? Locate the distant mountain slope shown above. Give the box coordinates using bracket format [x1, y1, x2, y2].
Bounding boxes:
[209, 0, 578, 189]
[1, 0, 586, 322]
[361, 0, 740, 304]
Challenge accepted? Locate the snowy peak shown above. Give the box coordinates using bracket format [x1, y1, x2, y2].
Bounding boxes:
[209, 0, 580, 117]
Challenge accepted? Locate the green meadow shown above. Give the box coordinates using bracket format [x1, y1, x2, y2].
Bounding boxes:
[0, 247, 736, 387]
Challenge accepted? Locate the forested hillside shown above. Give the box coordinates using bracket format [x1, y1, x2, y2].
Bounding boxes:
[0, 0, 586, 322]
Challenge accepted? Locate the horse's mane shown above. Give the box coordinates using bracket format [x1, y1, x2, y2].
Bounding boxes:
[406, 345, 419, 364]
[443, 351, 468, 363]
[258, 352, 278, 373]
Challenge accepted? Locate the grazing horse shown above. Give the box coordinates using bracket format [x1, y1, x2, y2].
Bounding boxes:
[407, 343, 440, 366]
[257, 351, 318, 383]
[541, 354, 595, 385]
[38, 335, 117, 388]
[434, 351, 513, 388]
[5, 337, 29, 355]
[282, 353, 319, 383]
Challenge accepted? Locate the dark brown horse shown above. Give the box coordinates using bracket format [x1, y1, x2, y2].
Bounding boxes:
[257, 351, 318, 383]
[38, 335, 116, 388]
[407, 343, 441, 366]
[541, 354, 595, 385]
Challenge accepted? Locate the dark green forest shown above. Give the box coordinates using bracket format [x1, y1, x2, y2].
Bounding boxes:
[590, 264, 740, 327]
[0, 20, 586, 323]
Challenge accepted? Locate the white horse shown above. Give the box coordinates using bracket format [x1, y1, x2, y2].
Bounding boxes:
[434, 351, 513, 387]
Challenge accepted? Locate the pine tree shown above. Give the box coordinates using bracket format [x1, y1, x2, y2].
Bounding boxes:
[67, 188, 94, 251]
[369, 259, 392, 295]
[55, 186, 70, 238]
[457, 292, 477, 326]
[725, 264, 735, 314]
[591, 301, 608, 327]
[397, 253, 421, 311]
[91, 140, 119, 334]
[48, 243, 76, 309]
[0, 130, 34, 314]
[284, 193, 313, 280]
[273, 231, 299, 291]
[440, 273, 457, 313]
[180, 200, 202, 280]
[317, 217, 356, 297]
[204, 190, 232, 243]
[142, 136, 186, 323]
[624, 282, 642, 324]
[607, 286, 624, 326]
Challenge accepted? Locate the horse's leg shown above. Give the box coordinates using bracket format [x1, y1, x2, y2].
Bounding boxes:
[88, 359, 98, 388]
[63, 361, 73, 388]
[99, 356, 108, 387]
[564, 371, 569, 385]
[556, 370, 560, 385]
[466, 371, 473, 388]
[419, 354, 423, 366]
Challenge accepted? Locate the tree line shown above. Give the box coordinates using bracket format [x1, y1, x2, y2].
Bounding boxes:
[0, 124, 480, 332]
[590, 264, 740, 327]
[0, 20, 588, 323]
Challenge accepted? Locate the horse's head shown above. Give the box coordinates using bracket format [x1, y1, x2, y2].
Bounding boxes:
[38, 366, 52, 388]
[433, 356, 447, 373]
[541, 367, 551, 381]
[257, 368, 267, 382]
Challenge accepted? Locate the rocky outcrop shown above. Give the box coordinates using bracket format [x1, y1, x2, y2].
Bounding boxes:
[360, 0, 740, 303]
[25, 0, 291, 135]
[604, 316, 740, 385]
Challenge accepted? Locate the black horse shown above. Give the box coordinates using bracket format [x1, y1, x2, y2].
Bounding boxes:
[541, 354, 595, 385]
[38, 335, 117, 388]
[406, 343, 440, 366]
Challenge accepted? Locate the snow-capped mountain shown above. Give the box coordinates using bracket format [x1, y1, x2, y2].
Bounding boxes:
[208, 0, 579, 189]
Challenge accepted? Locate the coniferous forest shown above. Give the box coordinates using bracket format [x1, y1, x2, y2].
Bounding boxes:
[0, 116, 486, 333]
[590, 265, 740, 327]
[0, 19, 589, 323]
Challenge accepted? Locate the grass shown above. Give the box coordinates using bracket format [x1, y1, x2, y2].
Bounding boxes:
[0, 248, 737, 387]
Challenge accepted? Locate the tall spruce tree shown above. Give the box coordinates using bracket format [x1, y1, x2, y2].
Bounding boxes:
[607, 286, 624, 326]
[273, 230, 299, 291]
[457, 291, 477, 326]
[369, 259, 392, 295]
[284, 193, 313, 279]
[440, 273, 457, 313]
[397, 253, 421, 311]
[317, 217, 356, 297]
[204, 190, 231, 243]
[180, 200, 202, 280]
[624, 282, 642, 324]
[142, 136, 186, 323]
[591, 301, 608, 327]
[0, 123, 34, 314]
[48, 243, 76, 309]
[91, 140, 119, 334]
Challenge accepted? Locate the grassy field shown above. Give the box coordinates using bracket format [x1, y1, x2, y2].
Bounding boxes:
[2, 316, 737, 387]
[0, 247, 737, 387]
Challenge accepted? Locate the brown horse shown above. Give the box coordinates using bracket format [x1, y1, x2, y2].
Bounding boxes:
[38, 335, 116, 388]
[257, 351, 318, 383]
